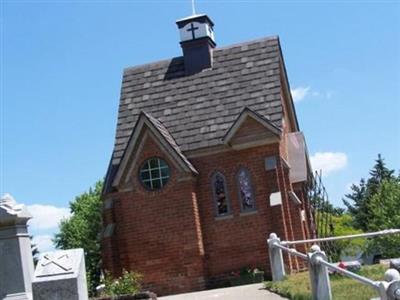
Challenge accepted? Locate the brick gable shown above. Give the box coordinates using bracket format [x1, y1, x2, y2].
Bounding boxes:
[102, 135, 205, 295]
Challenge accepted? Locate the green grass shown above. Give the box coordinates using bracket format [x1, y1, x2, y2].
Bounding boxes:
[264, 264, 387, 300]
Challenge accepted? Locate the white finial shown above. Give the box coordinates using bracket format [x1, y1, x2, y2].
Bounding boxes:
[191, 0, 196, 15]
[310, 244, 321, 252]
[0, 193, 31, 218]
[385, 269, 400, 282]
[0, 193, 17, 208]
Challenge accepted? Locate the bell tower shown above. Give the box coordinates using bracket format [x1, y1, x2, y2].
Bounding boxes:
[176, 14, 216, 75]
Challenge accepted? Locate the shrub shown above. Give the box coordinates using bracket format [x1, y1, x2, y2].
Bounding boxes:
[230, 267, 265, 286]
[102, 270, 143, 297]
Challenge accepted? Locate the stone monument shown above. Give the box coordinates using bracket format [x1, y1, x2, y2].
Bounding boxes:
[390, 258, 400, 272]
[32, 248, 88, 300]
[0, 193, 34, 300]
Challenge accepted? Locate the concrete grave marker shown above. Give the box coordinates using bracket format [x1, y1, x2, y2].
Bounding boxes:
[0, 193, 34, 300]
[390, 258, 400, 272]
[32, 248, 88, 300]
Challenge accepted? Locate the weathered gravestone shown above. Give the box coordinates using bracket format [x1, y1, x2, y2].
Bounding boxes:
[390, 258, 400, 272]
[0, 194, 34, 300]
[32, 248, 88, 300]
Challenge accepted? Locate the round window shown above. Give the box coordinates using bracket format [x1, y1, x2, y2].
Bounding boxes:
[139, 157, 170, 190]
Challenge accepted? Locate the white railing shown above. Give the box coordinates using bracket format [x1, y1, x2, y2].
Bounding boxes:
[281, 229, 400, 246]
[267, 230, 400, 300]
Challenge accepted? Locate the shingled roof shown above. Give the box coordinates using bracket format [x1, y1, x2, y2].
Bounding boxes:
[105, 36, 289, 192]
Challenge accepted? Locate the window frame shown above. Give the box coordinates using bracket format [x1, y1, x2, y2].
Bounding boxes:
[236, 167, 256, 212]
[211, 171, 232, 217]
[139, 157, 171, 191]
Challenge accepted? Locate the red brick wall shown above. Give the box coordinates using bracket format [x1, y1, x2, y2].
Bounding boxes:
[189, 141, 309, 281]
[102, 200, 122, 276]
[102, 132, 310, 295]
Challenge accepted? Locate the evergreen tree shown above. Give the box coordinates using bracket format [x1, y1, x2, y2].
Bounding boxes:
[30, 236, 40, 266]
[367, 154, 395, 197]
[343, 154, 395, 231]
[319, 201, 345, 216]
[343, 179, 368, 230]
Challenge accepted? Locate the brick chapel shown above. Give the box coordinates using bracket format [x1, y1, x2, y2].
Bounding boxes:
[101, 13, 314, 296]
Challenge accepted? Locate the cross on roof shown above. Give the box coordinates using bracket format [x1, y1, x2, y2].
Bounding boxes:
[191, 0, 196, 15]
[187, 23, 199, 40]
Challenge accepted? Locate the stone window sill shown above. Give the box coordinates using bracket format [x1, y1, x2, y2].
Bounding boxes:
[240, 210, 258, 217]
[215, 214, 234, 221]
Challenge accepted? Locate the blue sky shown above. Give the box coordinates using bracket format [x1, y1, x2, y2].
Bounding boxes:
[1, 0, 399, 251]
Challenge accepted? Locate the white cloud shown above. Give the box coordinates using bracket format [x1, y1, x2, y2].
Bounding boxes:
[27, 204, 71, 230]
[32, 235, 55, 253]
[291, 86, 334, 102]
[310, 152, 348, 176]
[291, 86, 310, 102]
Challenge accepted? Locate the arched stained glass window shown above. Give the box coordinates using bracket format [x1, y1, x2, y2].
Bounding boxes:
[237, 168, 255, 211]
[211, 172, 231, 216]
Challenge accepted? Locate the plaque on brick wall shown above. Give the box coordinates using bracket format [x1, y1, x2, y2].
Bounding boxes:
[265, 156, 277, 171]
[270, 192, 282, 206]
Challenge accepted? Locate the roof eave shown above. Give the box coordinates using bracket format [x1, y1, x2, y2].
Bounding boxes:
[276, 37, 300, 131]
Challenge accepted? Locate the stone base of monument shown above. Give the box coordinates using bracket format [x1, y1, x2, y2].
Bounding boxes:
[3, 292, 33, 300]
[32, 248, 88, 300]
[97, 291, 157, 299]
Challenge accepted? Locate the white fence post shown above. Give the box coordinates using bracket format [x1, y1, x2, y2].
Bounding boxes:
[268, 233, 286, 281]
[308, 244, 332, 300]
[380, 269, 400, 300]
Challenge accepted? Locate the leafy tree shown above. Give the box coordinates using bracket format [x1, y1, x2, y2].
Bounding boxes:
[329, 214, 366, 261]
[54, 180, 103, 296]
[367, 178, 400, 258]
[343, 154, 395, 231]
[319, 201, 345, 216]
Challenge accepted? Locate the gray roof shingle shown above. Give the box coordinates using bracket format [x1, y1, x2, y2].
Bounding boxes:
[105, 36, 285, 192]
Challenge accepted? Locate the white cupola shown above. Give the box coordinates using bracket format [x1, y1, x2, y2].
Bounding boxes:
[176, 14, 216, 75]
[176, 14, 215, 43]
